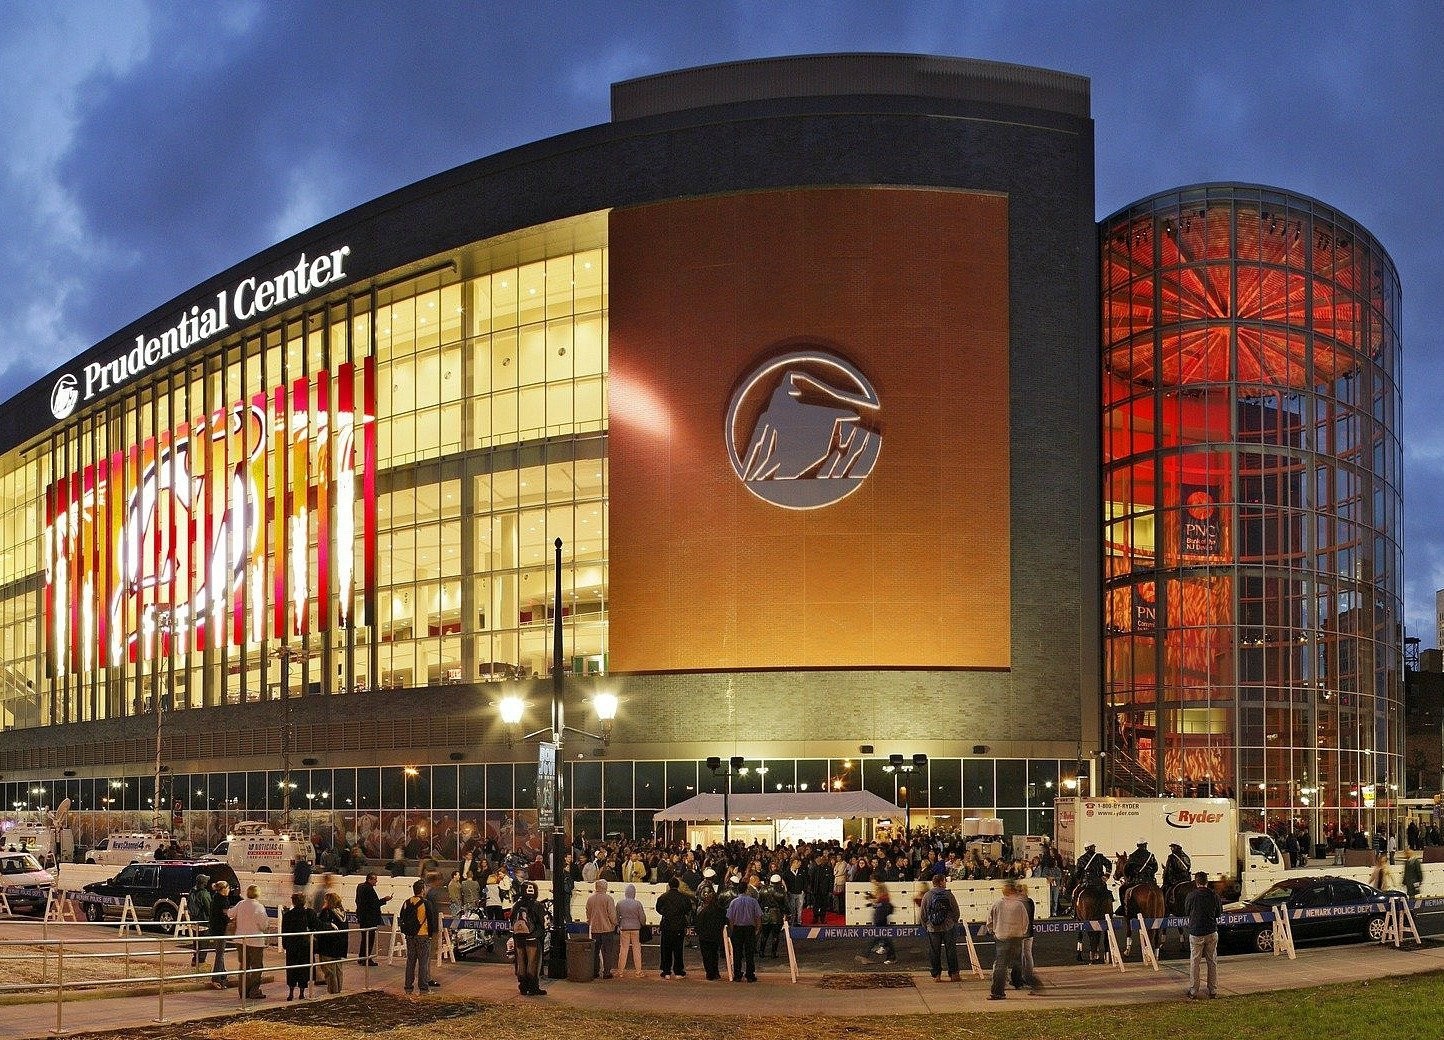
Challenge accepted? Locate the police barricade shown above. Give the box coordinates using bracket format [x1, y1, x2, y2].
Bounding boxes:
[844, 877, 1054, 926]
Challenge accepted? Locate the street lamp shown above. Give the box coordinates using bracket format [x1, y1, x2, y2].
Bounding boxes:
[705, 756, 746, 845]
[883, 754, 928, 837]
[494, 538, 617, 982]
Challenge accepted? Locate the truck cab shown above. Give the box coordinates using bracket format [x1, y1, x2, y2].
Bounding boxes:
[1237, 831, 1286, 899]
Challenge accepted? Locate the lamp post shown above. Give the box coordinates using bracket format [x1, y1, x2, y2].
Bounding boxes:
[497, 537, 617, 982]
[706, 757, 746, 846]
[882, 754, 928, 837]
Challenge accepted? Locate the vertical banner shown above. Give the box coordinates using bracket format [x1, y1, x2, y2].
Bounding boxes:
[336, 362, 355, 628]
[272, 385, 287, 642]
[43, 480, 55, 678]
[290, 376, 309, 637]
[363, 354, 377, 627]
[68, 469, 81, 677]
[316, 369, 331, 631]
[537, 742, 557, 830]
[1132, 577, 1158, 633]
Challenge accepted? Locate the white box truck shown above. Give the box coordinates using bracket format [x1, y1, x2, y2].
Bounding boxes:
[1054, 797, 1290, 899]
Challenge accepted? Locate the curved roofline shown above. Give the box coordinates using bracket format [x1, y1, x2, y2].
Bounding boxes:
[612, 52, 1089, 121]
[1102, 182, 1399, 279]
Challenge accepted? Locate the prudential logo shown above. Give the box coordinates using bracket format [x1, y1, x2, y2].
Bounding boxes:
[725, 348, 882, 509]
[50, 373, 79, 420]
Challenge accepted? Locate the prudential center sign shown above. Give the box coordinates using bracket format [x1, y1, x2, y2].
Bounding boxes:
[49, 246, 353, 421]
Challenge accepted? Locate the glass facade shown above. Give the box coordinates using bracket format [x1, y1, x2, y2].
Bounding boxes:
[1101, 186, 1403, 831]
[0, 212, 608, 729]
[1, 755, 1079, 855]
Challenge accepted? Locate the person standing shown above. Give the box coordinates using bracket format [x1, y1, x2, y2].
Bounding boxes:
[207, 880, 234, 990]
[228, 884, 273, 999]
[281, 893, 317, 1001]
[984, 882, 1038, 999]
[758, 874, 787, 958]
[920, 872, 962, 982]
[399, 879, 432, 995]
[315, 891, 348, 994]
[1402, 847, 1424, 902]
[355, 872, 389, 965]
[187, 873, 213, 967]
[655, 876, 691, 978]
[511, 881, 547, 997]
[616, 883, 647, 978]
[726, 882, 762, 982]
[694, 889, 726, 980]
[586, 878, 619, 979]
[1183, 872, 1222, 1000]
[422, 871, 445, 985]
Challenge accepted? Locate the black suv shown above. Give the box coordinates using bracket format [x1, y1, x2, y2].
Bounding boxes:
[81, 860, 241, 931]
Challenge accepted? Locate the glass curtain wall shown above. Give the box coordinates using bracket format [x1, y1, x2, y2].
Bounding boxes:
[1, 212, 608, 730]
[1101, 185, 1403, 833]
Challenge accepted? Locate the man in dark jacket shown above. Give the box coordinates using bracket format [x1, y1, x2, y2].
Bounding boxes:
[355, 872, 389, 965]
[1183, 872, 1222, 999]
[655, 876, 692, 978]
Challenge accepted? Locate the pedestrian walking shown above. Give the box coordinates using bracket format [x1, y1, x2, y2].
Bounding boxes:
[1183, 872, 1222, 999]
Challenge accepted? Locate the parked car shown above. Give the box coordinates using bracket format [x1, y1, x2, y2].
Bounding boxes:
[1221, 875, 1402, 953]
[0, 851, 54, 912]
[80, 860, 240, 931]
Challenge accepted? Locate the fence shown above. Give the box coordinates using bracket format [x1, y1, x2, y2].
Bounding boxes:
[0, 921, 379, 1035]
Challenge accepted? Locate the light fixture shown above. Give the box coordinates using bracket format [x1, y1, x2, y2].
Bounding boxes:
[499, 695, 525, 727]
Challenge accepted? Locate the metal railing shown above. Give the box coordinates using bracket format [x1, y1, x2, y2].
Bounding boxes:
[0, 921, 380, 1035]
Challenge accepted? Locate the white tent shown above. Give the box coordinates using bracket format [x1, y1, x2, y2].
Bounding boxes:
[652, 791, 900, 822]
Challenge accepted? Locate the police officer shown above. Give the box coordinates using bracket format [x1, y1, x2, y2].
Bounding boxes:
[1120, 840, 1158, 911]
[1163, 842, 1192, 891]
[1072, 843, 1110, 890]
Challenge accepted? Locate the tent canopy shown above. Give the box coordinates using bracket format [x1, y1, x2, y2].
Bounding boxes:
[652, 791, 900, 822]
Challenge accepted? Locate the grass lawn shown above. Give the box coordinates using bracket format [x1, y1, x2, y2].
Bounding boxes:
[65, 972, 1444, 1040]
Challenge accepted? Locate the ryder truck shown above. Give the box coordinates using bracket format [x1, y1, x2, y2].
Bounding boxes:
[1054, 797, 1290, 900]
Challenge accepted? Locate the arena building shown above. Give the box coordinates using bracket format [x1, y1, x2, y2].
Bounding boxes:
[0, 54, 1401, 856]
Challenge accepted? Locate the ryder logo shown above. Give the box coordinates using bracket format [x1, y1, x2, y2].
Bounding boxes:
[725, 348, 882, 509]
[1166, 809, 1225, 829]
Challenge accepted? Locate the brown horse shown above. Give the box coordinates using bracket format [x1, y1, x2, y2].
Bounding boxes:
[1072, 882, 1114, 963]
[1114, 852, 1167, 958]
[1165, 877, 1234, 952]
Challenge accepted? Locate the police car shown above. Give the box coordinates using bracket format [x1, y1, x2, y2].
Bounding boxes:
[0, 851, 54, 911]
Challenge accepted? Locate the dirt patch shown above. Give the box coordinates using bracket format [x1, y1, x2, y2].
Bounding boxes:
[64, 992, 485, 1040]
[816, 973, 917, 989]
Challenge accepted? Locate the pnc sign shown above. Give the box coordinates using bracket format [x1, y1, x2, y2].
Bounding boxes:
[725, 348, 882, 509]
[49, 246, 352, 420]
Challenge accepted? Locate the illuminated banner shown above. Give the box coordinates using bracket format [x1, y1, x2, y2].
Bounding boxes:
[1132, 578, 1158, 633]
[1180, 484, 1221, 556]
[43, 359, 375, 674]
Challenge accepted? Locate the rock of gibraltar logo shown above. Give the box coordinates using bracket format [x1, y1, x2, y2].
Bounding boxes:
[725, 349, 881, 509]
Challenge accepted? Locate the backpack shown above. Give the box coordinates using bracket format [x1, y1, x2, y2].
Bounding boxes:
[925, 891, 952, 930]
[398, 896, 424, 937]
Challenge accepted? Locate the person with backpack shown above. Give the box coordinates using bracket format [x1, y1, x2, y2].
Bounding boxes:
[921, 870, 962, 982]
[398, 879, 432, 995]
[511, 881, 546, 996]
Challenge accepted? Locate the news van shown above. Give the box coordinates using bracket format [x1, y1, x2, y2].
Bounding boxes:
[209, 821, 315, 872]
[85, 831, 172, 866]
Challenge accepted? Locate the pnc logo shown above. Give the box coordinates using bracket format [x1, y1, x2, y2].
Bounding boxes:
[1166, 810, 1224, 828]
[725, 348, 882, 510]
[51, 373, 79, 420]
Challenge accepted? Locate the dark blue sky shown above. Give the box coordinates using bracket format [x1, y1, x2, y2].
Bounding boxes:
[1, 1, 1440, 638]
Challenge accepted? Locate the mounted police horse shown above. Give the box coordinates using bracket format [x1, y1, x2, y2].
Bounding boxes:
[1115, 852, 1167, 958]
[1072, 880, 1114, 963]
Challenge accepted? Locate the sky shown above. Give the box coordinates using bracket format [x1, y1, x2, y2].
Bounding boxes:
[0, 1, 1440, 640]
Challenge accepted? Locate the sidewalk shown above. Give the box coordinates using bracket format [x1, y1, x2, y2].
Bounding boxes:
[1, 939, 1439, 1038]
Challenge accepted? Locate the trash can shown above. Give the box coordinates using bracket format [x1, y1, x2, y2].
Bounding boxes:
[566, 936, 595, 982]
[1314, 843, 1327, 861]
